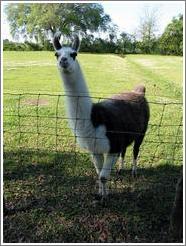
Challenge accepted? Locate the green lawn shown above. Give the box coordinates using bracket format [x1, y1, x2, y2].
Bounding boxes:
[3, 52, 182, 98]
[3, 52, 183, 243]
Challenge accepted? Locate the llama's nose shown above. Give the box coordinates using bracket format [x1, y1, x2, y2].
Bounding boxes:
[60, 57, 68, 67]
[61, 57, 67, 62]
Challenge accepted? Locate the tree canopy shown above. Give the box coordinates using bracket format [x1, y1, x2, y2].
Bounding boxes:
[159, 14, 183, 55]
[4, 3, 183, 56]
[5, 3, 111, 43]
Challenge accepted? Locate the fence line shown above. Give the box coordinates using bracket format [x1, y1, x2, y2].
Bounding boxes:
[3, 92, 183, 167]
[4, 90, 183, 101]
[4, 91, 183, 102]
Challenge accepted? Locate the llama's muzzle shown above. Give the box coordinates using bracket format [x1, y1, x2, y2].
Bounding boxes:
[60, 57, 69, 68]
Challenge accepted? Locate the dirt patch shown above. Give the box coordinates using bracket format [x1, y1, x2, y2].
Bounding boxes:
[22, 99, 49, 106]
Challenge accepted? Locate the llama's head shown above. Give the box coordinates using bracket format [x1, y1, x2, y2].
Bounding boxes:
[53, 32, 80, 73]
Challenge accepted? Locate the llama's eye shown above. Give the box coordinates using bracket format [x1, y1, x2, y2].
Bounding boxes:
[70, 52, 77, 60]
[55, 52, 59, 59]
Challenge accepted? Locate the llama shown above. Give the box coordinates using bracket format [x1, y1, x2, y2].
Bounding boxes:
[53, 32, 150, 199]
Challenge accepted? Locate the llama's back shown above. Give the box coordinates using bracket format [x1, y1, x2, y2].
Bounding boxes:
[91, 88, 150, 153]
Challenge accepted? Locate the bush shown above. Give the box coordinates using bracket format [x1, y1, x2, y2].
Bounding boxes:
[3, 39, 42, 51]
[24, 41, 42, 51]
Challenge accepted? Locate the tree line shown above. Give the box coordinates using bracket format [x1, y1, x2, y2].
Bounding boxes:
[3, 3, 183, 56]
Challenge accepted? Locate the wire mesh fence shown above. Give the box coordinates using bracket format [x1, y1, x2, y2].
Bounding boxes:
[3, 92, 183, 243]
[3, 92, 183, 166]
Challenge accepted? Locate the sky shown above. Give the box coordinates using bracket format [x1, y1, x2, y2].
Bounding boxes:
[1, 1, 185, 41]
[101, 1, 184, 35]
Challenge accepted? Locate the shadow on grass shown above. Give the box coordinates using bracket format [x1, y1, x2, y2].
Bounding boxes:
[3, 150, 183, 243]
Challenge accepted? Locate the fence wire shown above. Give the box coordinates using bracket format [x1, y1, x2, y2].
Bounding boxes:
[3, 92, 183, 194]
[3, 92, 183, 167]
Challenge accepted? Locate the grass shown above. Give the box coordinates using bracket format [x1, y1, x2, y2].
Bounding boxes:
[3, 52, 183, 243]
[3, 52, 183, 98]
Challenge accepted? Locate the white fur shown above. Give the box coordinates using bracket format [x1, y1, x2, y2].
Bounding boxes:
[53, 33, 118, 197]
[132, 158, 137, 177]
[118, 156, 125, 171]
[59, 61, 110, 154]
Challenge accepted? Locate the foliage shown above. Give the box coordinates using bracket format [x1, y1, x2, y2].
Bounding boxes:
[80, 33, 137, 54]
[5, 3, 111, 43]
[116, 32, 136, 54]
[136, 38, 160, 54]
[3, 39, 42, 51]
[159, 14, 183, 56]
[4, 2, 183, 56]
[3, 39, 23, 51]
[3, 39, 61, 51]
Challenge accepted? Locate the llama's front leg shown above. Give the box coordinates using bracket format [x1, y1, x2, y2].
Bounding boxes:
[132, 158, 137, 177]
[91, 153, 104, 195]
[99, 154, 118, 198]
[118, 156, 125, 172]
[91, 153, 103, 175]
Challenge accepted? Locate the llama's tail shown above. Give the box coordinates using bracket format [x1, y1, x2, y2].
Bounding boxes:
[133, 84, 146, 95]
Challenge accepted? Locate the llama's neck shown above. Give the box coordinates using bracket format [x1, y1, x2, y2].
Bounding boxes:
[58, 61, 110, 154]
[61, 62, 90, 97]
[60, 62, 93, 126]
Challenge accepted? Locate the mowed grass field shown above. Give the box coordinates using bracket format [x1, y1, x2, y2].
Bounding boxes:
[3, 52, 183, 243]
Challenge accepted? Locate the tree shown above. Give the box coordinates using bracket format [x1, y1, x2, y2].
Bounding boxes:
[80, 34, 95, 52]
[5, 3, 111, 43]
[159, 14, 183, 56]
[137, 7, 159, 53]
[116, 32, 136, 54]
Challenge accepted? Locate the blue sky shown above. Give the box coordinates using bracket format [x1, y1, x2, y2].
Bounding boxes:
[2, 1, 185, 41]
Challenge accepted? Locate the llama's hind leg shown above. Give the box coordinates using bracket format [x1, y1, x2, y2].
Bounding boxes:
[132, 136, 144, 177]
[91, 153, 104, 196]
[100, 153, 118, 198]
[118, 148, 126, 174]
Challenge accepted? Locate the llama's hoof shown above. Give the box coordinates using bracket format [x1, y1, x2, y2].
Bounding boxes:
[132, 170, 137, 178]
[100, 196, 108, 206]
[117, 169, 124, 176]
[94, 193, 102, 201]
[100, 176, 107, 183]
[92, 195, 107, 206]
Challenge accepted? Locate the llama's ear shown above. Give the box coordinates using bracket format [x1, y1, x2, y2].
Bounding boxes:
[53, 31, 62, 50]
[72, 34, 80, 52]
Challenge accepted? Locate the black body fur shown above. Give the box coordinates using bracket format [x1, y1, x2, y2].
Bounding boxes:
[91, 88, 150, 154]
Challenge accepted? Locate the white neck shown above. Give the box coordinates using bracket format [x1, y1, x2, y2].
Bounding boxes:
[59, 61, 93, 130]
[61, 62, 90, 97]
[58, 60, 110, 154]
